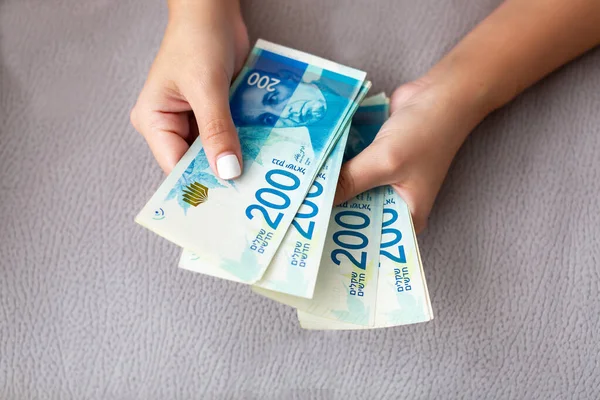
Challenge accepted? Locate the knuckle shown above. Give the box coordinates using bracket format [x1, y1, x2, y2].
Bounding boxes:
[413, 212, 428, 234]
[336, 170, 355, 200]
[202, 118, 232, 144]
[408, 201, 429, 234]
[380, 147, 403, 175]
[396, 187, 429, 234]
[129, 106, 140, 131]
[390, 81, 428, 109]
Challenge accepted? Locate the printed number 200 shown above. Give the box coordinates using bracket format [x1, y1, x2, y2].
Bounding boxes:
[245, 169, 300, 229]
[380, 208, 406, 263]
[331, 211, 370, 270]
[291, 181, 323, 239]
[247, 72, 280, 92]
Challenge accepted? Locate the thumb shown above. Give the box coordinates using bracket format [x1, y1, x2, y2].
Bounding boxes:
[333, 141, 397, 204]
[183, 69, 242, 180]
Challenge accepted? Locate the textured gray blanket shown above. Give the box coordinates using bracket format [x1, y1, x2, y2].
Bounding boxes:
[1, 0, 599, 398]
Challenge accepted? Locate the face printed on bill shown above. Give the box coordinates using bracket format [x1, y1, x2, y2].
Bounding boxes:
[231, 69, 327, 128]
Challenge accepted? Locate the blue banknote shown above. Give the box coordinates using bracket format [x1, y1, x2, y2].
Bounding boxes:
[250, 125, 352, 298]
[254, 185, 384, 326]
[296, 94, 434, 329]
[136, 40, 367, 283]
[179, 83, 371, 287]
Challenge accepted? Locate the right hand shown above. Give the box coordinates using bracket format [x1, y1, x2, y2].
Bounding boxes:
[334, 79, 487, 233]
[130, 0, 249, 179]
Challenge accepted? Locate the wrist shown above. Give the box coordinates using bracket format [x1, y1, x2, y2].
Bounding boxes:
[167, 0, 241, 21]
[168, 0, 239, 7]
[405, 66, 490, 148]
[423, 59, 502, 128]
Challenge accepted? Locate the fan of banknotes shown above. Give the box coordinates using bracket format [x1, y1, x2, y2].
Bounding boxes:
[136, 40, 433, 329]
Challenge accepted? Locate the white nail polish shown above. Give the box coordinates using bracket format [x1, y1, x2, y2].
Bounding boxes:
[216, 154, 241, 180]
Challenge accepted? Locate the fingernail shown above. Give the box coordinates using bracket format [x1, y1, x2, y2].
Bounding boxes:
[216, 154, 241, 180]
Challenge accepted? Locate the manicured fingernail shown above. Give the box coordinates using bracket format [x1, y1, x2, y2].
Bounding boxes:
[216, 154, 241, 180]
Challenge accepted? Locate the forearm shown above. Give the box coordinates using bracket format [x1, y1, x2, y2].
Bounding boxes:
[427, 0, 600, 127]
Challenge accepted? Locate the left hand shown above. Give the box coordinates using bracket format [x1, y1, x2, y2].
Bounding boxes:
[130, 0, 249, 178]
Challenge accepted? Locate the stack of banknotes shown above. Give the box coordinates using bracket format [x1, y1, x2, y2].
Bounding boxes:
[136, 39, 433, 329]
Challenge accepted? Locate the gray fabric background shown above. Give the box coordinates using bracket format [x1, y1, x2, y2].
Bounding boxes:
[1, 0, 599, 399]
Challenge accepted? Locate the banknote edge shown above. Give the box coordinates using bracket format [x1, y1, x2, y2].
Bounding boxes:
[256, 39, 366, 82]
[406, 206, 434, 319]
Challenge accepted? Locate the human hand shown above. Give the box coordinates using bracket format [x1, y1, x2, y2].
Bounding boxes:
[130, 0, 249, 179]
[334, 79, 488, 233]
[335, 0, 600, 233]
